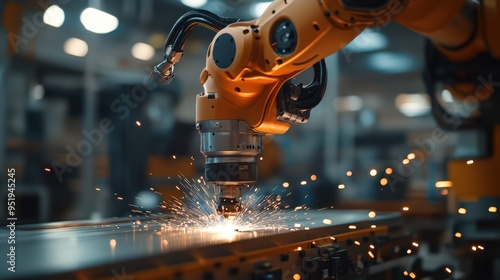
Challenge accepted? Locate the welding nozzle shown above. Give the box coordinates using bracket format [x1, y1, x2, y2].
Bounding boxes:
[150, 46, 183, 85]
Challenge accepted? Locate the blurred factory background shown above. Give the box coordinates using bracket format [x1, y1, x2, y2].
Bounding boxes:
[0, 0, 498, 278]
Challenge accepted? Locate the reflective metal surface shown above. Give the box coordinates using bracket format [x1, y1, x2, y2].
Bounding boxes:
[0, 210, 400, 279]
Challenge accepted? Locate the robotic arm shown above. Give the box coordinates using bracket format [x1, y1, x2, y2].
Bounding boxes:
[152, 0, 496, 218]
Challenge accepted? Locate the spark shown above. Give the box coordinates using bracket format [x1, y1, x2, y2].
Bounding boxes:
[354, 240, 361, 246]
[283, 182, 290, 188]
[407, 153, 416, 160]
[409, 272, 416, 279]
[477, 245, 484, 250]
[338, 184, 345, 189]
[371, 225, 376, 228]
[369, 244, 375, 249]
[310, 174, 317, 181]
[117, 197, 123, 200]
[368, 211, 376, 218]
[368, 251, 375, 258]
[402, 206, 409, 211]
[385, 168, 393, 174]
[435, 181, 453, 188]
[135, 121, 141, 126]
[467, 160, 474, 164]
[445, 267, 452, 274]
[172, 155, 176, 159]
[380, 178, 388, 186]
[259, 157, 263, 160]
[488, 206, 497, 213]
[458, 208, 467, 214]
[412, 242, 419, 247]
[370, 169, 377, 176]
[300, 180, 307, 186]
[296, 246, 302, 251]
[323, 218, 332, 225]
[346, 171, 352, 176]
[403, 271, 408, 276]
[349, 225, 356, 230]
[95, 187, 101, 191]
[44, 168, 51, 172]
[454, 232, 462, 238]
[407, 249, 412, 254]
[293, 274, 301, 280]
[472, 246, 477, 251]
[441, 189, 449, 195]
[402, 159, 410, 165]
[110, 239, 116, 247]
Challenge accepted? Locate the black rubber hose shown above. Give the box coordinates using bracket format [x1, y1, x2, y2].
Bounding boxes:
[295, 59, 328, 110]
[171, 17, 229, 51]
[164, 10, 239, 52]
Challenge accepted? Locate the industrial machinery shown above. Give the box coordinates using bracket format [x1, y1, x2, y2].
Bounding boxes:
[151, 0, 500, 218]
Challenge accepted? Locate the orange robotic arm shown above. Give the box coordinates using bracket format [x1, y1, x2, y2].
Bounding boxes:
[152, 0, 482, 218]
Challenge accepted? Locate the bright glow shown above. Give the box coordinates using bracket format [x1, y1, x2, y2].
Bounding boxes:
[300, 180, 307, 185]
[441, 89, 454, 103]
[446, 267, 452, 274]
[368, 211, 376, 218]
[282, 182, 290, 188]
[467, 160, 474, 165]
[109, 239, 116, 247]
[371, 225, 376, 228]
[131, 42, 155, 61]
[181, 0, 207, 8]
[323, 219, 332, 225]
[63, 37, 88, 57]
[367, 52, 415, 73]
[455, 232, 462, 238]
[435, 181, 453, 188]
[346, 171, 353, 176]
[294, 223, 301, 228]
[407, 249, 412, 254]
[354, 241, 361, 246]
[43, 5, 65, 28]
[395, 93, 431, 117]
[380, 178, 388, 186]
[334, 95, 363, 112]
[135, 121, 142, 126]
[477, 245, 484, 250]
[472, 246, 477, 251]
[489, 206, 497, 213]
[409, 272, 416, 279]
[402, 206, 409, 211]
[407, 153, 416, 160]
[458, 208, 467, 214]
[369, 169, 377, 176]
[348, 225, 356, 230]
[385, 168, 393, 174]
[412, 242, 419, 247]
[293, 274, 301, 280]
[310, 174, 317, 181]
[252, 2, 272, 17]
[402, 159, 410, 165]
[80, 7, 119, 34]
[338, 184, 345, 190]
[345, 29, 388, 53]
[368, 251, 375, 258]
[404, 271, 409, 276]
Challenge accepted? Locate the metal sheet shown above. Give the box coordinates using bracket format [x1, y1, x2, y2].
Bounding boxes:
[0, 210, 401, 279]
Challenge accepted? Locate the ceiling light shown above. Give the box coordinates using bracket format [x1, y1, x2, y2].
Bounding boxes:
[64, 38, 88, 57]
[367, 52, 415, 73]
[344, 29, 388, 53]
[132, 42, 155, 61]
[334, 95, 363, 112]
[80, 7, 119, 34]
[252, 2, 272, 18]
[43, 5, 65, 28]
[395, 93, 430, 117]
[180, 0, 207, 8]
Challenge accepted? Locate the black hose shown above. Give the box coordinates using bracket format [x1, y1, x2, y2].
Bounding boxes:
[294, 59, 328, 110]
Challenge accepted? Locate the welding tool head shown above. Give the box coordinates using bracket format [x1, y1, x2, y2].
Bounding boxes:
[197, 120, 263, 218]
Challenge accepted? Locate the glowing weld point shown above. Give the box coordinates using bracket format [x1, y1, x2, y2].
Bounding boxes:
[467, 160, 474, 164]
[135, 121, 141, 126]
[44, 168, 51, 172]
[349, 225, 356, 230]
[323, 219, 332, 225]
[458, 208, 467, 214]
[446, 267, 452, 274]
[338, 184, 345, 189]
